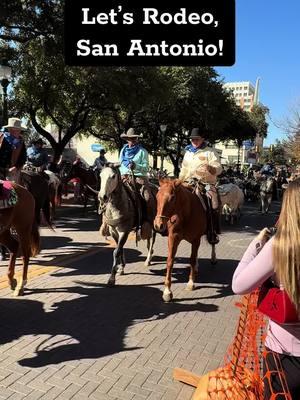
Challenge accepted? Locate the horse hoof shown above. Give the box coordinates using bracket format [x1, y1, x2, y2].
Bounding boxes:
[14, 287, 24, 296]
[186, 283, 195, 291]
[162, 292, 173, 302]
[144, 261, 151, 267]
[9, 278, 17, 291]
[107, 279, 115, 287]
[116, 267, 124, 276]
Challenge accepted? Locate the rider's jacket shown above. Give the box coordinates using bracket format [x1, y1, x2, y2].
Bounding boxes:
[119, 144, 149, 177]
[179, 144, 222, 184]
[0, 132, 26, 171]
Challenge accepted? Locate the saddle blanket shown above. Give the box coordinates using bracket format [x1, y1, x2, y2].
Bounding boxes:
[0, 180, 18, 209]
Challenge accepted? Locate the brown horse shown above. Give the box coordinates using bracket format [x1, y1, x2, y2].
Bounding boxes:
[0, 184, 40, 296]
[154, 179, 216, 302]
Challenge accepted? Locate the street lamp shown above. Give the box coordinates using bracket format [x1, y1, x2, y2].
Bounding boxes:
[0, 62, 12, 127]
[160, 124, 167, 170]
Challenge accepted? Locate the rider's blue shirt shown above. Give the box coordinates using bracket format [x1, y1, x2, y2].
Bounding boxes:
[119, 145, 149, 176]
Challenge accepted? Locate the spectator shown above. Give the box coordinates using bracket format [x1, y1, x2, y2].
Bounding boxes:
[232, 178, 300, 399]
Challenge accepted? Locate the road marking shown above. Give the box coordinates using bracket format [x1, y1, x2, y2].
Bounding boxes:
[0, 246, 108, 289]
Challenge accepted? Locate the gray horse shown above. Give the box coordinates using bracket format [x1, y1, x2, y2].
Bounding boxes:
[99, 166, 156, 287]
[260, 177, 274, 214]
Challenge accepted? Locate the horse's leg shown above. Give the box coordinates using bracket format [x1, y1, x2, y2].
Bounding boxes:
[145, 230, 156, 267]
[111, 230, 125, 276]
[14, 231, 31, 296]
[0, 245, 7, 261]
[267, 195, 272, 213]
[119, 248, 126, 274]
[163, 234, 180, 302]
[211, 243, 217, 265]
[260, 197, 264, 214]
[0, 231, 19, 290]
[186, 239, 200, 291]
[109, 229, 119, 281]
[107, 231, 129, 287]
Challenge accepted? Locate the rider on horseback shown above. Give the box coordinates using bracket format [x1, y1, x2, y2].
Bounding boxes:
[119, 128, 156, 238]
[0, 118, 27, 182]
[26, 138, 49, 171]
[260, 160, 275, 177]
[179, 127, 222, 244]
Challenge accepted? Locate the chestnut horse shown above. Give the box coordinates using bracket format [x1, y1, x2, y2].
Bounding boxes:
[154, 179, 216, 302]
[0, 184, 40, 296]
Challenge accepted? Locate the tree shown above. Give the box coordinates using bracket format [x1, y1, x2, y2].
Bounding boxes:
[248, 104, 269, 152]
[260, 140, 288, 165]
[0, 0, 63, 44]
[279, 100, 300, 163]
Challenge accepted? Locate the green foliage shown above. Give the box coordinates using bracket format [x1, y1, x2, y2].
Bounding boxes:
[249, 104, 269, 139]
[0, 1, 269, 172]
[260, 140, 288, 165]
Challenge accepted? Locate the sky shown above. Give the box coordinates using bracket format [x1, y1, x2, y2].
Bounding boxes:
[216, 0, 300, 145]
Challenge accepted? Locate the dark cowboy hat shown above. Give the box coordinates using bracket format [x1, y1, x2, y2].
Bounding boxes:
[120, 128, 142, 139]
[34, 138, 46, 145]
[190, 127, 209, 139]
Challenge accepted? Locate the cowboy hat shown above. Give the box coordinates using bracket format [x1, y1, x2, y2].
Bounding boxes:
[190, 127, 209, 139]
[120, 128, 142, 139]
[3, 117, 27, 131]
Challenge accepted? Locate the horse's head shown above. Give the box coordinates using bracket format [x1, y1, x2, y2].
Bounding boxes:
[154, 179, 181, 233]
[99, 166, 120, 202]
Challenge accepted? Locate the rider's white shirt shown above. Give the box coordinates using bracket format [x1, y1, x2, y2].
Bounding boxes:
[179, 147, 222, 184]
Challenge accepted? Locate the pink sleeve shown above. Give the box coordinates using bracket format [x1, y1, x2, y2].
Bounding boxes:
[232, 237, 275, 295]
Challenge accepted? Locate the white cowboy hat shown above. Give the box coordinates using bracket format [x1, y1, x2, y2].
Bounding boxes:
[3, 117, 26, 131]
[120, 128, 143, 139]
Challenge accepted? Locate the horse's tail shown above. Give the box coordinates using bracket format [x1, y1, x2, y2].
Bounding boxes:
[42, 196, 54, 229]
[30, 221, 40, 257]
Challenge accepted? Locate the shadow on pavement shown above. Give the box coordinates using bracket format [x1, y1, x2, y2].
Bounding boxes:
[0, 283, 218, 368]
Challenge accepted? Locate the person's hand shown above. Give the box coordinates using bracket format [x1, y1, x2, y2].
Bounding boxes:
[8, 166, 17, 173]
[256, 227, 272, 246]
[129, 162, 135, 170]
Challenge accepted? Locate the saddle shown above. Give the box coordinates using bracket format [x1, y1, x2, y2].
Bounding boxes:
[0, 180, 18, 209]
[184, 178, 208, 210]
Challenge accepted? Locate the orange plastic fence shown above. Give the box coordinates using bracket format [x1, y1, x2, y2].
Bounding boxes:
[195, 290, 292, 399]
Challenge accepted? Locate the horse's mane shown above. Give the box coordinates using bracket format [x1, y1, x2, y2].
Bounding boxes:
[159, 178, 183, 188]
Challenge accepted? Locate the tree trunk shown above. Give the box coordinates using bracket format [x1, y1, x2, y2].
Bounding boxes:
[53, 143, 65, 163]
[153, 154, 158, 169]
[173, 162, 180, 178]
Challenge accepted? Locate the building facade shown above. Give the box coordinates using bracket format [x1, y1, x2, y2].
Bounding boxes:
[216, 79, 263, 166]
